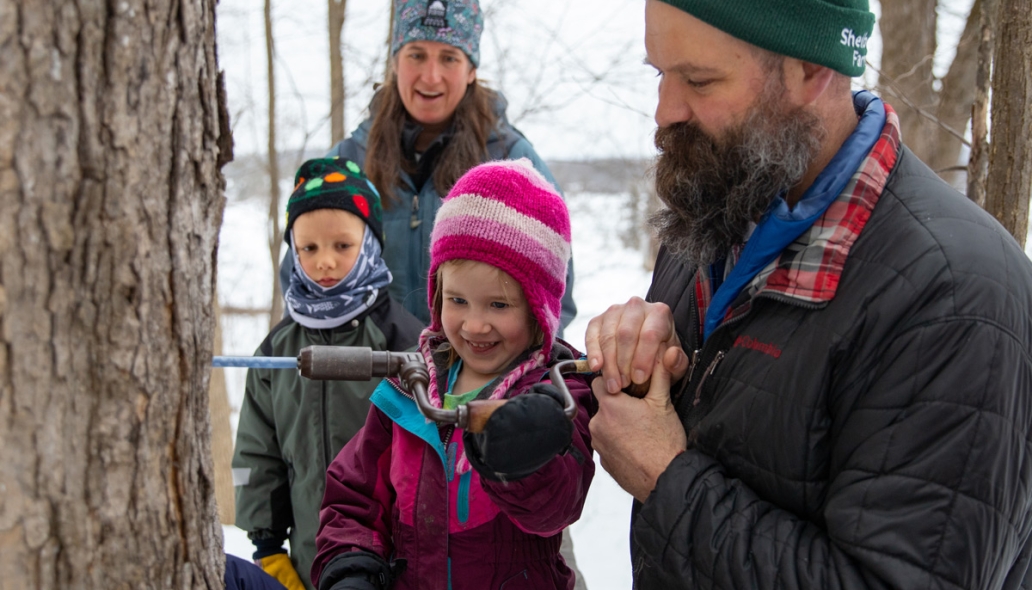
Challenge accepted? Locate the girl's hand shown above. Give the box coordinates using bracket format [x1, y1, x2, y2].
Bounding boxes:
[463, 384, 573, 481]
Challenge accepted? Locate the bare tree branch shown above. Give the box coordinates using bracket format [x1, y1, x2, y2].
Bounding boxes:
[866, 61, 971, 147]
[265, 0, 284, 327]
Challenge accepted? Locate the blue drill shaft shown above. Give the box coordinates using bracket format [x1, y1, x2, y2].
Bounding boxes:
[212, 356, 298, 369]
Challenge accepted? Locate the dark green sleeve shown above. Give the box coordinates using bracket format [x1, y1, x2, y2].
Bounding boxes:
[232, 363, 293, 541]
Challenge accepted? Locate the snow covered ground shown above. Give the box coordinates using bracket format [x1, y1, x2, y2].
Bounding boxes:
[216, 187, 653, 589]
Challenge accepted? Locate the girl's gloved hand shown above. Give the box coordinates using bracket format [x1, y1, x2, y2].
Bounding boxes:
[464, 383, 574, 481]
[318, 550, 393, 590]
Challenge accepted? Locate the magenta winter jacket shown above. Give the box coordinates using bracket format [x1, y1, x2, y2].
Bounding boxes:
[312, 346, 596, 590]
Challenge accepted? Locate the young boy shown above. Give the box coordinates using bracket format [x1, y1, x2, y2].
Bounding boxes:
[232, 158, 423, 590]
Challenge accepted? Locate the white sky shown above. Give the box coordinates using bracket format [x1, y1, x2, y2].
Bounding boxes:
[216, 0, 975, 161]
[217, 0, 655, 161]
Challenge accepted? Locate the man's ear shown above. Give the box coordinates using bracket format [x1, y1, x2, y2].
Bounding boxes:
[782, 59, 836, 108]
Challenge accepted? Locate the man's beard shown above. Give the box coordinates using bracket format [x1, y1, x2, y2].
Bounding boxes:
[650, 88, 826, 267]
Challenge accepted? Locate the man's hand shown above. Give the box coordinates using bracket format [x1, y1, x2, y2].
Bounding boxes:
[584, 297, 687, 393]
[589, 347, 688, 502]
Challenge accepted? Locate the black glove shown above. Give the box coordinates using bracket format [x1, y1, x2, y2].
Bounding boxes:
[319, 550, 393, 590]
[464, 383, 574, 481]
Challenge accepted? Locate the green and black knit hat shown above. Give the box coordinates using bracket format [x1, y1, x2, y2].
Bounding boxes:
[658, 0, 875, 77]
[285, 157, 384, 246]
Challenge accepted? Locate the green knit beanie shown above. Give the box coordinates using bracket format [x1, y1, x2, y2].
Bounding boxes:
[658, 0, 875, 77]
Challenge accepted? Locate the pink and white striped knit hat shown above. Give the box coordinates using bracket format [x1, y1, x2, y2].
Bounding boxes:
[427, 158, 571, 359]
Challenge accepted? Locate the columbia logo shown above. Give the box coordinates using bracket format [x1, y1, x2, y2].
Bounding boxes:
[733, 335, 782, 359]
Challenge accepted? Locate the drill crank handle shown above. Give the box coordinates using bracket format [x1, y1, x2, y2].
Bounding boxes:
[457, 358, 585, 433]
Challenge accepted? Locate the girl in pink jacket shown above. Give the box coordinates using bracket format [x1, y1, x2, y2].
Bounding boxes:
[312, 159, 596, 590]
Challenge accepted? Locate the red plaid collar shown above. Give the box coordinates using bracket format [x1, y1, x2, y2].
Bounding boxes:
[746, 103, 901, 304]
[693, 103, 901, 340]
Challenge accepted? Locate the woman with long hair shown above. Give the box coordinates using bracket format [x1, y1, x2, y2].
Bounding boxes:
[281, 0, 577, 331]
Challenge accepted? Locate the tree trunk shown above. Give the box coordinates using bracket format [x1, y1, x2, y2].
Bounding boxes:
[329, 0, 348, 144]
[984, 0, 1032, 247]
[878, 0, 983, 189]
[878, 0, 939, 160]
[926, 0, 982, 186]
[385, 0, 396, 74]
[209, 302, 236, 525]
[0, 0, 231, 587]
[967, 0, 998, 207]
[266, 0, 284, 328]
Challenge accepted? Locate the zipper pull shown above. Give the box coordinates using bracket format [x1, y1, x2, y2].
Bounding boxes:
[409, 195, 421, 229]
[685, 349, 702, 384]
[673, 349, 702, 403]
[693, 350, 726, 407]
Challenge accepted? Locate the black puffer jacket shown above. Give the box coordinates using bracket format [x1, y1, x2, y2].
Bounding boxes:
[634, 146, 1032, 589]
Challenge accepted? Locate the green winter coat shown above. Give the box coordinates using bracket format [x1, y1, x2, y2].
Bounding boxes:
[232, 293, 422, 590]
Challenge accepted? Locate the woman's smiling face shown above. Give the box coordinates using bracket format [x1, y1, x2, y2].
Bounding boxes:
[394, 40, 476, 135]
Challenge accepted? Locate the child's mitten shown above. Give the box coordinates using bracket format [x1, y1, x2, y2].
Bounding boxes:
[318, 550, 392, 590]
[464, 383, 574, 481]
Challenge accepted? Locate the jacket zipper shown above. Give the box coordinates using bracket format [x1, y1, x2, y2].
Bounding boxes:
[678, 288, 813, 422]
[673, 274, 703, 405]
[385, 377, 415, 402]
[322, 380, 331, 468]
[409, 195, 421, 229]
[384, 378, 454, 447]
[677, 288, 753, 422]
[692, 351, 725, 407]
[320, 329, 332, 468]
[674, 349, 702, 405]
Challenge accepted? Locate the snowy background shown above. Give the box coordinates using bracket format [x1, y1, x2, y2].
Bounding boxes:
[217, 187, 652, 589]
[212, 1, 979, 587]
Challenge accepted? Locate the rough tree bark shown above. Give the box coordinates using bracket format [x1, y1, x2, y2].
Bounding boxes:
[329, 0, 348, 144]
[983, 0, 1032, 247]
[967, 0, 998, 207]
[0, 0, 231, 587]
[265, 0, 284, 328]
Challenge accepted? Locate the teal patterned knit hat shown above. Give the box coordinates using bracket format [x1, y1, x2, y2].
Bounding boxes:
[391, 0, 483, 67]
[658, 0, 875, 77]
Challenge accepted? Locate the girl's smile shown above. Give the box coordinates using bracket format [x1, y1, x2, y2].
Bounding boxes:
[438, 260, 536, 391]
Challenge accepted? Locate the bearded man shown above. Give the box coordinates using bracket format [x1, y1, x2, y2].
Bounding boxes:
[585, 1, 1032, 588]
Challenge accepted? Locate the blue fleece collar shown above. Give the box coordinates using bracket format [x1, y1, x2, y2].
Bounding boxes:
[703, 91, 886, 340]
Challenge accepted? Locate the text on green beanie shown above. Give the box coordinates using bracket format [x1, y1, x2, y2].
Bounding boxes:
[657, 0, 876, 77]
